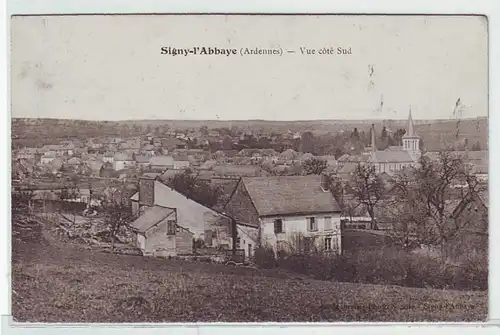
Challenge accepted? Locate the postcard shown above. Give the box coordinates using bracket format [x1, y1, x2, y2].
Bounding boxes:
[9, 14, 489, 323]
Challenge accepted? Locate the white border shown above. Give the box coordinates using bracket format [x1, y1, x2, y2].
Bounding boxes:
[2, 0, 499, 334]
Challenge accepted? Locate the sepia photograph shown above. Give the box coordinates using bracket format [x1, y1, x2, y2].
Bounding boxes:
[9, 14, 488, 323]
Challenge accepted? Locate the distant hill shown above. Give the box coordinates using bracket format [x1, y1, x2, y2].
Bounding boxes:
[10, 117, 488, 151]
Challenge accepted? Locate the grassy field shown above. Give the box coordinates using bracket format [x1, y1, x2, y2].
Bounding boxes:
[11, 229, 487, 323]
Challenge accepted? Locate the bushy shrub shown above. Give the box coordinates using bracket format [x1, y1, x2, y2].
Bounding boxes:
[452, 253, 488, 290]
[404, 254, 446, 288]
[351, 248, 408, 286]
[254, 245, 277, 269]
[305, 254, 335, 280]
[274, 246, 487, 291]
[277, 253, 310, 275]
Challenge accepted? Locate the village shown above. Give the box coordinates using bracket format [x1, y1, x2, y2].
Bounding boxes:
[12, 110, 488, 266]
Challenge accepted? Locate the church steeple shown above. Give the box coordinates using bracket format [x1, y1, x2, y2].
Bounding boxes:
[402, 106, 421, 161]
[406, 106, 414, 137]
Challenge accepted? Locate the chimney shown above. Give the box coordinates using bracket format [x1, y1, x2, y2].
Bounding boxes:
[320, 174, 330, 192]
[139, 177, 155, 206]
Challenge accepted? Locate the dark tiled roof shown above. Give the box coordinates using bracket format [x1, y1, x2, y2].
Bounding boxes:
[241, 175, 341, 217]
[114, 152, 134, 161]
[142, 172, 161, 179]
[212, 164, 265, 177]
[135, 155, 151, 164]
[338, 154, 350, 162]
[196, 170, 214, 181]
[160, 169, 184, 180]
[338, 162, 358, 175]
[129, 205, 175, 233]
[372, 150, 414, 163]
[150, 156, 174, 166]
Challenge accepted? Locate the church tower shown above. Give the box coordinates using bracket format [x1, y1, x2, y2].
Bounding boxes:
[402, 107, 421, 161]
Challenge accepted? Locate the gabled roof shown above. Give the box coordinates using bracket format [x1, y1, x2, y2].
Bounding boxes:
[114, 152, 133, 161]
[212, 164, 265, 177]
[338, 154, 350, 162]
[372, 150, 414, 163]
[150, 156, 174, 166]
[135, 155, 151, 164]
[299, 153, 315, 161]
[161, 137, 185, 147]
[173, 155, 189, 162]
[42, 153, 56, 159]
[385, 146, 403, 151]
[241, 175, 341, 217]
[129, 206, 175, 233]
[160, 169, 184, 180]
[142, 172, 161, 179]
[338, 162, 358, 175]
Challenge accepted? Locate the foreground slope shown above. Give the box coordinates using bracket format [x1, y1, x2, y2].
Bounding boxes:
[12, 234, 487, 322]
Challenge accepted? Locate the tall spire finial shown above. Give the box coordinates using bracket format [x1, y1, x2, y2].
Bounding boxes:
[407, 105, 414, 137]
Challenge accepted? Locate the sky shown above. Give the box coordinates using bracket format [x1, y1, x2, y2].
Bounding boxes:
[10, 15, 488, 121]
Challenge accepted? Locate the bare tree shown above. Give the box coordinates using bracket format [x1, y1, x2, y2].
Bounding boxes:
[103, 201, 134, 252]
[12, 189, 34, 218]
[100, 183, 138, 252]
[329, 174, 360, 223]
[348, 163, 384, 229]
[390, 152, 486, 260]
[302, 157, 327, 175]
[382, 170, 430, 250]
[166, 169, 223, 208]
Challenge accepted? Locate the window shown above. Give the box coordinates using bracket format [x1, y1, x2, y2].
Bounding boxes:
[167, 220, 176, 235]
[274, 219, 284, 234]
[324, 216, 333, 231]
[331, 236, 339, 251]
[325, 236, 339, 252]
[324, 237, 332, 251]
[307, 217, 318, 231]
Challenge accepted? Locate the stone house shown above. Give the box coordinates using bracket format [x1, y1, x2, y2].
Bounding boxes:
[129, 177, 234, 252]
[114, 153, 135, 171]
[224, 175, 343, 258]
[129, 206, 194, 257]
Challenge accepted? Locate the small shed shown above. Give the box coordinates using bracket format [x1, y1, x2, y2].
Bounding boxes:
[128, 205, 193, 257]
